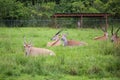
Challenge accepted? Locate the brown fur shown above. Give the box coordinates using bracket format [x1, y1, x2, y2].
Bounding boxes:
[67, 40, 87, 46]
[61, 34, 88, 46]
[94, 32, 108, 40]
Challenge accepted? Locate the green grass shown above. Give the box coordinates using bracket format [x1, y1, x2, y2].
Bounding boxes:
[0, 27, 120, 80]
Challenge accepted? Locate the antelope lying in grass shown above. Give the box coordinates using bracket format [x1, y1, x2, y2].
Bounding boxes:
[47, 30, 62, 47]
[111, 26, 120, 44]
[24, 38, 55, 56]
[61, 34, 87, 46]
[94, 27, 108, 40]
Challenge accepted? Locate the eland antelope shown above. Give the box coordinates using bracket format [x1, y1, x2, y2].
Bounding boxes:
[94, 27, 108, 40]
[111, 26, 120, 44]
[61, 34, 87, 46]
[24, 37, 55, 56]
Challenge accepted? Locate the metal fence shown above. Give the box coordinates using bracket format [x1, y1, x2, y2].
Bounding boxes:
[0, 20, 52, 27]
[0, 18, 120, 28]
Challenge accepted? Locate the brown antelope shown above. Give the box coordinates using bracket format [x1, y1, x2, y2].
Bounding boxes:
[24, 38, 55, 56]
[47, 30, 63, 47]
[61, 34, 87, 46]
[111, 26, 120, 44]
[94, 27, 108, 40]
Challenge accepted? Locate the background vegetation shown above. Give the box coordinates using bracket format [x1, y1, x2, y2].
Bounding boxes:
[0, 0, 120, 80]
[0, 0, 120, 20]
[0, 0, 120, 27]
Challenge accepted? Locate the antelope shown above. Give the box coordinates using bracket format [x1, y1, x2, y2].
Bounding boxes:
[111, 26, 120, 44]
[47, 30, 63, 47]
[94, 27, 108, 40]
[61, 34, 87, 46]
[24, 37, 55, 56]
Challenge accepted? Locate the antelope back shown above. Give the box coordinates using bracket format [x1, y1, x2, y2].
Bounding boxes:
[94, 26, 108, 40]
[61, 34, 86, 46]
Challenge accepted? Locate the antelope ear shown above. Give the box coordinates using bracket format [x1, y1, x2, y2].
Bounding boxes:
[23, 44, 26, 47]
[23, 40, 27, 46]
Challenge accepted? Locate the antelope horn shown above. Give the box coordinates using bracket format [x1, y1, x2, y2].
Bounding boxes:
[29, 37, 32, 45]
[55, 29, 63, 36]
[101, 27, 106, 32]
[115, 27, 120, 34]
[111, 26, 113, 35]
[105, 26, 107, 32]
[23, 35, 27, 44]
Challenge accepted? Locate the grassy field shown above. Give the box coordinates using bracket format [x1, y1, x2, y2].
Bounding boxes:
[0, 27, 120, 80]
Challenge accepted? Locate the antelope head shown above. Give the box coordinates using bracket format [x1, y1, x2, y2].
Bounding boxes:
[51, 29, 63, 41]
[111, 26, 120, 42]
[94, 26, 108, 40]
[61, 34, 68, 46]
[101, 26, 108, 38]
[23, 37, 32, 56]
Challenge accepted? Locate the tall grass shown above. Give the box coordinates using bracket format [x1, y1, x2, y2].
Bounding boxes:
[0, 27, 120, 80]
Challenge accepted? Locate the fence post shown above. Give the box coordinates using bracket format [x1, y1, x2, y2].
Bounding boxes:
[80, 16, 83, 28]
[105, 15, 108, 29]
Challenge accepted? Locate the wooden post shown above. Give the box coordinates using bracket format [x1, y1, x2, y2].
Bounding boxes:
[54, 16, 57, 28]
[80, 16, 83, 28]
[77, 20, 80, 28]
[105, 15, 108, 29]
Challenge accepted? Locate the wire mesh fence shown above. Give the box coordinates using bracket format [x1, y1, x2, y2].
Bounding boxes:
[0, 18, 120, 28]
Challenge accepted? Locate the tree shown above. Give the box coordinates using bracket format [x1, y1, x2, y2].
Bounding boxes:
[71, 1, 86, 13]
[106, 0, 120, 18]
[0, 0, 30, 20]
[93, 0, 105, 12]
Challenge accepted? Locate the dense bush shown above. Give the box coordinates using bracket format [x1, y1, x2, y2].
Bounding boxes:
[0, 0, 30, 20]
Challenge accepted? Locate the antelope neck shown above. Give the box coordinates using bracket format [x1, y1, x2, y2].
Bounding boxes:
[62, 37, 68, 46]
[28, 47, 32, 55]
[104, 33, 108, 38]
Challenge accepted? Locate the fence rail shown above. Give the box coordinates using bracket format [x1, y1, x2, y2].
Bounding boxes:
[0, 19, 120, 28]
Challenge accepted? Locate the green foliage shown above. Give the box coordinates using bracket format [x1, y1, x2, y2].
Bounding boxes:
[93, 0, 105, 12]
[71, 1, 86, 13]
[106, 0, 120, 17]
[0, 0, 120, 21]
[0, 0, 30, 20]
[99, 42, 120, 56]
